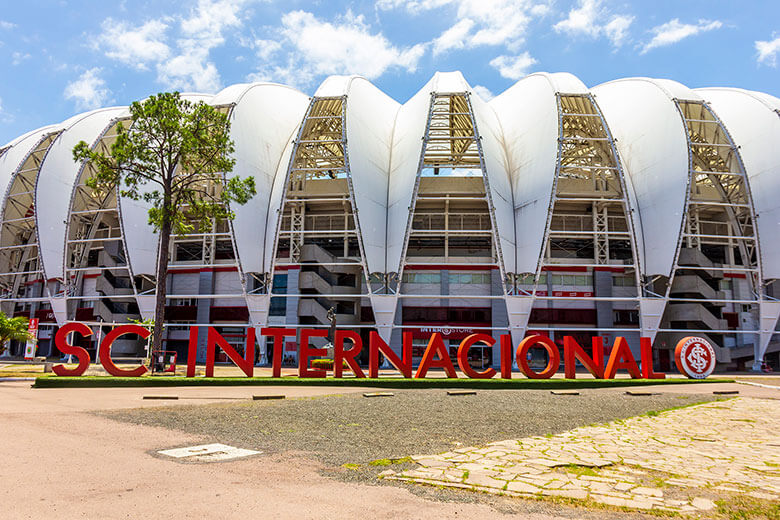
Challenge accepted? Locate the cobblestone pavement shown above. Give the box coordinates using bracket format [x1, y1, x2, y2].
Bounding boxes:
[382, 398, 780, 515]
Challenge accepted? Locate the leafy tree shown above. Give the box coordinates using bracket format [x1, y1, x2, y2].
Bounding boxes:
[73, 92, 255, 358]
[0, 312, 34, 355]
[129, 317, 155, 365]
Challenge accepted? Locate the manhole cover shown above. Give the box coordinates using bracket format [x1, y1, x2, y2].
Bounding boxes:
[158, 443, 261, 462]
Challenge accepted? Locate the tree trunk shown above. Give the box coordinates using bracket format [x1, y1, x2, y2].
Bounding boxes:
[151, 215, 172, 367]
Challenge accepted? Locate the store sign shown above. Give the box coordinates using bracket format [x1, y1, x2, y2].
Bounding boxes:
[23, 318, 39, 360]
[49, 322, 710, 380]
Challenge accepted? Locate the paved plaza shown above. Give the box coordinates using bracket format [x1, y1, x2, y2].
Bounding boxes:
[1, 379, 778, 519]
[383, 397, 780, 515]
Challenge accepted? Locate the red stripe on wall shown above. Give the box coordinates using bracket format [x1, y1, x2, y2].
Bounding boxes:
[405, 265, 498, 271]
[274, 265, 301, 271]
[168, 266, 239, 274]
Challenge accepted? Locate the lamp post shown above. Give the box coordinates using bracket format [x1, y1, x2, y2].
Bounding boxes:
[94, 316, 103, 368]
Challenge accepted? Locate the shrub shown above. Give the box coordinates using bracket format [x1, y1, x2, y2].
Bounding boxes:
[310, 359, 350, 370]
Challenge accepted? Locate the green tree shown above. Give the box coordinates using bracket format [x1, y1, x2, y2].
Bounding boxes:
[129, 317, 155, 365]
[73, 92, 255, 358]
[0, 312, 34, 355]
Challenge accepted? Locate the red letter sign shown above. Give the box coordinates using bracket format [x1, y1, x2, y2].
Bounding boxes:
[186, 326, 199, 377]
[205, 327, 255, 378]
[457, 334, 496, 379]
[415, 333, 457, 378]
[500, 334, 513, 379]
[99, 325, 150, 377]
[563, 336, 604, 379]
[516, 335, 560, 379]
[640, 337, 665, 379]
[674, 336, 716, 379]
[604, 337, 641, 379]
[261, 328, 297, 378]
[52, 322, 93, 376]
[334, 330, 365, 378]
[369, 331, 413, 378]
[299, 329, 328, 378]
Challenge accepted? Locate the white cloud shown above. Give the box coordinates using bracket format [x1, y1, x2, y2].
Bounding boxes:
[0, 96, 10, 124]
[251, 39, 282, 60]
[156, 44, 222, 92]
[553, 0, 634, 48]
[472, 84, 494, 100]
[95, 0, 255, 92]
[380, 0, 552, 55]
[11, 51, 30, 65]
[432, 18, 474, 55]
[490, 52, 537, 80]
[158, 0, 252, 92]
[97, 18, 171, 70]
[0, 20, 14, 30]
[641, 18, 722, 54]
[250, 10, 425, 87]
[180, 0, 245, 49]
[64, 68, 111, 110]
[376, 0, 454, 14]
[756, 36, 780, 67]
[604, 15, 633, 47]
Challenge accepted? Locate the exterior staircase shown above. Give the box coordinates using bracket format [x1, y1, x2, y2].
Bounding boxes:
[296, 243, 361, 346]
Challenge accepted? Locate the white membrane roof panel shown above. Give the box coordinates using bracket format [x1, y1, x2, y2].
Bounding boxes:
[592, 79, 689, 278]
[490, 74, 558, 274]
[0, 125, 59, 213]
[698, 87, 780, 280]
[340, 77, 399, 274]
[211, 83, 308, 276]
[36, 107, 127, 281]
[385, 76, 435, 273]
[264, 131, 297, 272]
[470, 91, 516, 275]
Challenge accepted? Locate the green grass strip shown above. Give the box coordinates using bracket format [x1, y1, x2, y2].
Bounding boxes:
[32, 375, 733, 389]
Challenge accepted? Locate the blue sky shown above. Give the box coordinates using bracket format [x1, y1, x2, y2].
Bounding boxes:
[0, 0, 778, 144]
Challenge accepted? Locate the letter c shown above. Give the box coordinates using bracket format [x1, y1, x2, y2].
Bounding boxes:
[100, 325, 150, 377]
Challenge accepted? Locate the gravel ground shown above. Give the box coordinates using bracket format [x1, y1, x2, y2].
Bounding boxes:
[102, 389, 716, 466]
[101, 390, 720, 519]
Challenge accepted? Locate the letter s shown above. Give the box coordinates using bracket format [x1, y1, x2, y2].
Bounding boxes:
[52, 323, 93, 376]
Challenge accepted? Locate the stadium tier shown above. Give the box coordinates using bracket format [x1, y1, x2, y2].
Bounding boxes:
[1, 72, 779, 371]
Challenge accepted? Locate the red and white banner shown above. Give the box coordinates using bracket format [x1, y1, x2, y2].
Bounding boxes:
[23, 318, 39, 360]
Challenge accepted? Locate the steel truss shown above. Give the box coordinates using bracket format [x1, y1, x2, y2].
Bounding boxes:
[668, 100, 760, 292]
[61, 104, 244, 340]
[516, 94, 641, 317]
[399, 92, 506, 299]
[269, 96, 371, 330]
[0, 131, 61, 310]
[63, 116, 142, 323]
[661, 99, 763, 345]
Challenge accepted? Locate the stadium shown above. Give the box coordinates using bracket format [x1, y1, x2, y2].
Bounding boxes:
[1, 71, 778, 373]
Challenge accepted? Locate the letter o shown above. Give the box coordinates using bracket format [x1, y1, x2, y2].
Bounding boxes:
[516, 335, 560, 379]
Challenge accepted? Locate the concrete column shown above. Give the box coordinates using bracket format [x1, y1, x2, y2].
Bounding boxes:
[594, 270, 613, 330]
[196, 271, 214, 362]
[285, 269, 300, 360]
[490, 269, 507, 368]
[441, 270, 449, 309]
[389, 302, 403, 355]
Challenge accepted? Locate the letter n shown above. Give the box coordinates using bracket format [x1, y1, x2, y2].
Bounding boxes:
[563, 336, 604, 379]
[204, 327, 256, 377]
[369, 331, 412, 378]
